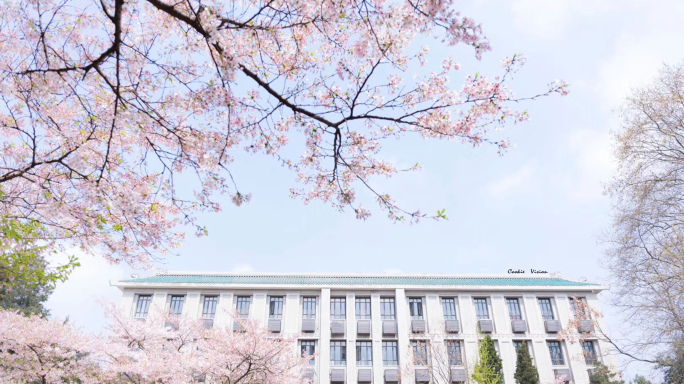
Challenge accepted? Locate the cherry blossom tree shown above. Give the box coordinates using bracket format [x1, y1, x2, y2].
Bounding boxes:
[0, 0, 568, 266]
[0, 309, 102, 384]
[0, 306, 310, 384]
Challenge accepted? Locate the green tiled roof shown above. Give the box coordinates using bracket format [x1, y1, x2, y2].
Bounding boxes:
[120, 274, 598, 287]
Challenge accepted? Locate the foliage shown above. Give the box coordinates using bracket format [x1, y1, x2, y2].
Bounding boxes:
[0, 257, 55, 316]
[661, 343, 684, 384]
[0, 216, 78, 291]
[0, 306, 310, 384]
[589, 362, 624, 384]
[0, 0, 568, 267]
[472, 335, 503, 384]
[629, 375, 653, 384]
[514, 341, 539, 384]
[606, 63, 684, 365]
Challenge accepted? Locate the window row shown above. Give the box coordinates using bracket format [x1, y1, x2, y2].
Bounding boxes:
[301, 339, 599, 368]
[133, 294, 591, 324]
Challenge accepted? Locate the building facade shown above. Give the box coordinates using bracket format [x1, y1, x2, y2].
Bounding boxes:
[115, 273, 614, 384]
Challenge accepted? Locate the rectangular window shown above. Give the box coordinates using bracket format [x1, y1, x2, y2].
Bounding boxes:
[411, 340, 428, 365]
[202, 296, 218, 319]
[547, 341, 565, 365]
[330, 341, 347, 366]
[473, 298, 489, 320]
[301, 340, 316, 365]
[446, 340, 463, 366]
[269, 296, 284, 319]
[356, 298, 372, 320]
[409, 298, 424, 320]
[442, 298, 458, 320]
[538, 298, 554, 320]
[570, 297, 589, 319]
[513, 340, 533, 357]
[356, 341, 373, 366]
[303, 297, 317, 319]
[383, 341, 399, 365]
[582, 341, 598, 365]
[507, 298, 523, 320]
[134, 295, 152, 318]
[381, 298, 396, 320]
[331, 298, 346, 320]
[236, 296, 251, 318]
[169, 295, 185, 316]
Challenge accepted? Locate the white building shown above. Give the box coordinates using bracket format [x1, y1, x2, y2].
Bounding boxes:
[114, 273, 614, 384]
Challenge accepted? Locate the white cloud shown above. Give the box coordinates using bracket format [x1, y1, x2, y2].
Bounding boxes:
[46, 250, 125, 333]
[230, 264, 255, 273]
[486, 164, 535, 198]
[562, 129, 614, 200]
[510, 0, 613, 40]
[594, 2, 684, 108]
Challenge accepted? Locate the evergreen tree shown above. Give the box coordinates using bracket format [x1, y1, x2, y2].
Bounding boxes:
[589, 362, 624, 384]
[0, 217, 78, 317]
[661, 344, 684, 384]
[514, 341, 539, 384]
[630, 375, 652, 384]
[0, 254, 54, 317]
[472, 335, 504, 384]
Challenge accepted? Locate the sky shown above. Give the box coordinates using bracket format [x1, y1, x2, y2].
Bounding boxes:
[45, 0, 684, 381]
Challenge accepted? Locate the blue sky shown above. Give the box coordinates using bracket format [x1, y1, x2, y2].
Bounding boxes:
[46, 0, 684, 380]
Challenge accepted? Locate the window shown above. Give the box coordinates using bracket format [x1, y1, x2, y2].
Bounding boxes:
[301, 340, 316, 365]
[582, 341, 598, 365]
[547, 341, 565, 365]
[331, 298, 346, 320]
[381, 298, 396, 320]
[383, 341, 399, 365]
[412, 340, 428, 365]
[507, 298, 523, 320]
[303, 297, 317, 319]
[169, 295, 185, 316]
[409, 298, 424, 320]
[570, 297, 589, 319]
[473, 298, 489, 320]
[356, 298, 371, 319]
[330, 341, 347, 366]
[538, 298, 554, 320]
[442, 298, 458, 320]
[236, 296, 251, 318]
[269, 297, 284, 319]
[356, 341, 373, 366]
[134, 295, 152, 318]
[446, 340, 463, 366]
[202, 296, 218, 319]
[514, 340, 533, 355]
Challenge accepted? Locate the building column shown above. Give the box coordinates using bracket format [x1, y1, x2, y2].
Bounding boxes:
[216, 292, 233, 327]
[285, 293, 300, 334]
[347, 293, 357, 384]
[320, 288, 331, 384]
[371, 293, 384, 384]
[186, 292, 201, 319]
[395, 288, 410, 384]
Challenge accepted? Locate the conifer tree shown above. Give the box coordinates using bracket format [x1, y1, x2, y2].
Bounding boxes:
[514, 341, 540, 384]
[472, 335, 504, 384]
[589, 362, 624, 384]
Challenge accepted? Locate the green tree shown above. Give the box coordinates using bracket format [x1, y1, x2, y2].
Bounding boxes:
[0, 262, 54, 316]
[661, 343, 684, 384]
[589, 362, 624, 384]
[514, 342, 539, 384]
[0, 216, 78, 316]
[630, 375, 652, 384]
[472, 335, 503, 384]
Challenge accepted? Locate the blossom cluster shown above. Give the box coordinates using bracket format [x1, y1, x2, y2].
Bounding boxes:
[0, 306, 310, 384]
[0, 0, 568, 266]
